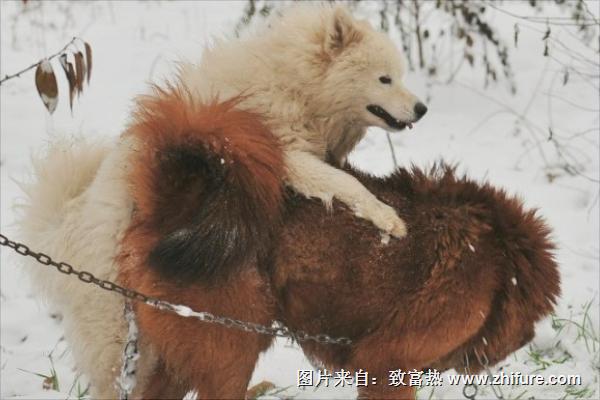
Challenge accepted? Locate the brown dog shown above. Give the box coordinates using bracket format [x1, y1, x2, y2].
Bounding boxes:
[116, 89, 560, 399]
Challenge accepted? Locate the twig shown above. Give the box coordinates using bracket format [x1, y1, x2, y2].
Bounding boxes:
[467, 110, 511, 136]
[454, 80, 549, 164]
[580, 0, 600, 25]
[0, 36, 78, 86]
[386, 132, 399, 169]
[458, 78, 598, 184]
[394, 0, 414, 71]
[543, 92, 600, 113]
[412, 0, 425, 69]
[483, 1, 600, 27]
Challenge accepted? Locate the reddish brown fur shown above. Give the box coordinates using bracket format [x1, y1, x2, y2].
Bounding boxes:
[118, 91, 559, 399]
[124, 85, 284, 283]
[273, 167, 559, 398]
[119, 87, 283, 398]
[119, 250, 274, 399]
[128, 85, 283, 224]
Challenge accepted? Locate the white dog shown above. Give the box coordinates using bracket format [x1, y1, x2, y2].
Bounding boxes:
[179, 4, 426, 237]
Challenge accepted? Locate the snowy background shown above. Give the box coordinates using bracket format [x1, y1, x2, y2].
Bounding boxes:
[1, 1, 598, 399]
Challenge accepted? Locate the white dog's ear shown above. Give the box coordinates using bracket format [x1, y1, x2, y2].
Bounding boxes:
[324, 6, 362, 56]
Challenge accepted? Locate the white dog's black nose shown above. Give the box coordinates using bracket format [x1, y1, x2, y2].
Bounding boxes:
[414, 102, 428, 119]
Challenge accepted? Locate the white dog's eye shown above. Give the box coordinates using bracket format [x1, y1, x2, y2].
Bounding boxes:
[379, 76, 392, 84]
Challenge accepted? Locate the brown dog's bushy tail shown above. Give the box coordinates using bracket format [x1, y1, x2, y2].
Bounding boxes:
[126, 85, 284, 284]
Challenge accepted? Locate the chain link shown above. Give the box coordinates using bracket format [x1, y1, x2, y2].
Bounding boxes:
[118, 300, 139, 400]
[474, 348, 505, 400]
[0, 233, 351, 346]
[462, 383, 478, 400]
[462, 351, 478, 400]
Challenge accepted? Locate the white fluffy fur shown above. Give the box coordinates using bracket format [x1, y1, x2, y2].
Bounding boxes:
[180, 4, 423, 237]
[18, 137, 157, 398]
[17, 4, 422, 397]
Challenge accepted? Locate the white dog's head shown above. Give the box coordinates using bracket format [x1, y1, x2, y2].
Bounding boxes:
[317, 6, 427, 131]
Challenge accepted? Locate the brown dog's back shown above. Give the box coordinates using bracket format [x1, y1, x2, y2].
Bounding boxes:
[272, 166, 560, 382]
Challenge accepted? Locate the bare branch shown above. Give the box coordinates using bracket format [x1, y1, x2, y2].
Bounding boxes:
[412, 0, 425, 69]
[0, 37, 78, 86]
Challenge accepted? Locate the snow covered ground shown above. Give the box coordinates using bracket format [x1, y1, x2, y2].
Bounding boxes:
[1, 1, 598, 399]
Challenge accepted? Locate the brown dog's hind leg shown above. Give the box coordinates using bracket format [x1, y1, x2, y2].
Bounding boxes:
[137, 304, 272, 399]
[141, 361, 188, 399]
[125, 266, 275, 399]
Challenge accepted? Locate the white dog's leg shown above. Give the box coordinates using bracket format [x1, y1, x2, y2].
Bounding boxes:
[285, 150, 407, 238]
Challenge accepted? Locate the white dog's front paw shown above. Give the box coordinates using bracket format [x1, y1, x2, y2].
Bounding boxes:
[387, 214, 408, 238]
[379, 208, 407, 238]
[357, 200, 408, 239]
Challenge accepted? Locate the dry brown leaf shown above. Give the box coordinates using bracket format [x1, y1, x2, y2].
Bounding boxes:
[84, 42, 92, 84]
[59, 54, 70, 82]
[34, 59, 58, 114]
[59, 54, 76, 111]
[67, 62, 76, 111]
[74, 51, 85, 95]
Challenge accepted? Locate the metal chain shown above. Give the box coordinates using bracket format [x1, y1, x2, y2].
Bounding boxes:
[461, 349, 506, 400]
[462, 352, 478, 400]
[118, 300, 139, 400]
[474, 348, 505, 400]
[463, 383, 478, 400]
[0, 233, 351, 346]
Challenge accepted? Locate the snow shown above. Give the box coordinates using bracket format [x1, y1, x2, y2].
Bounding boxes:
[1, 1, 598, 399]
[467, 242, 476, 253]
[39, 59, 53, 74]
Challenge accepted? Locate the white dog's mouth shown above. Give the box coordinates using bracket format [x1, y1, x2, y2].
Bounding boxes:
[366, 105, 413, 130]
